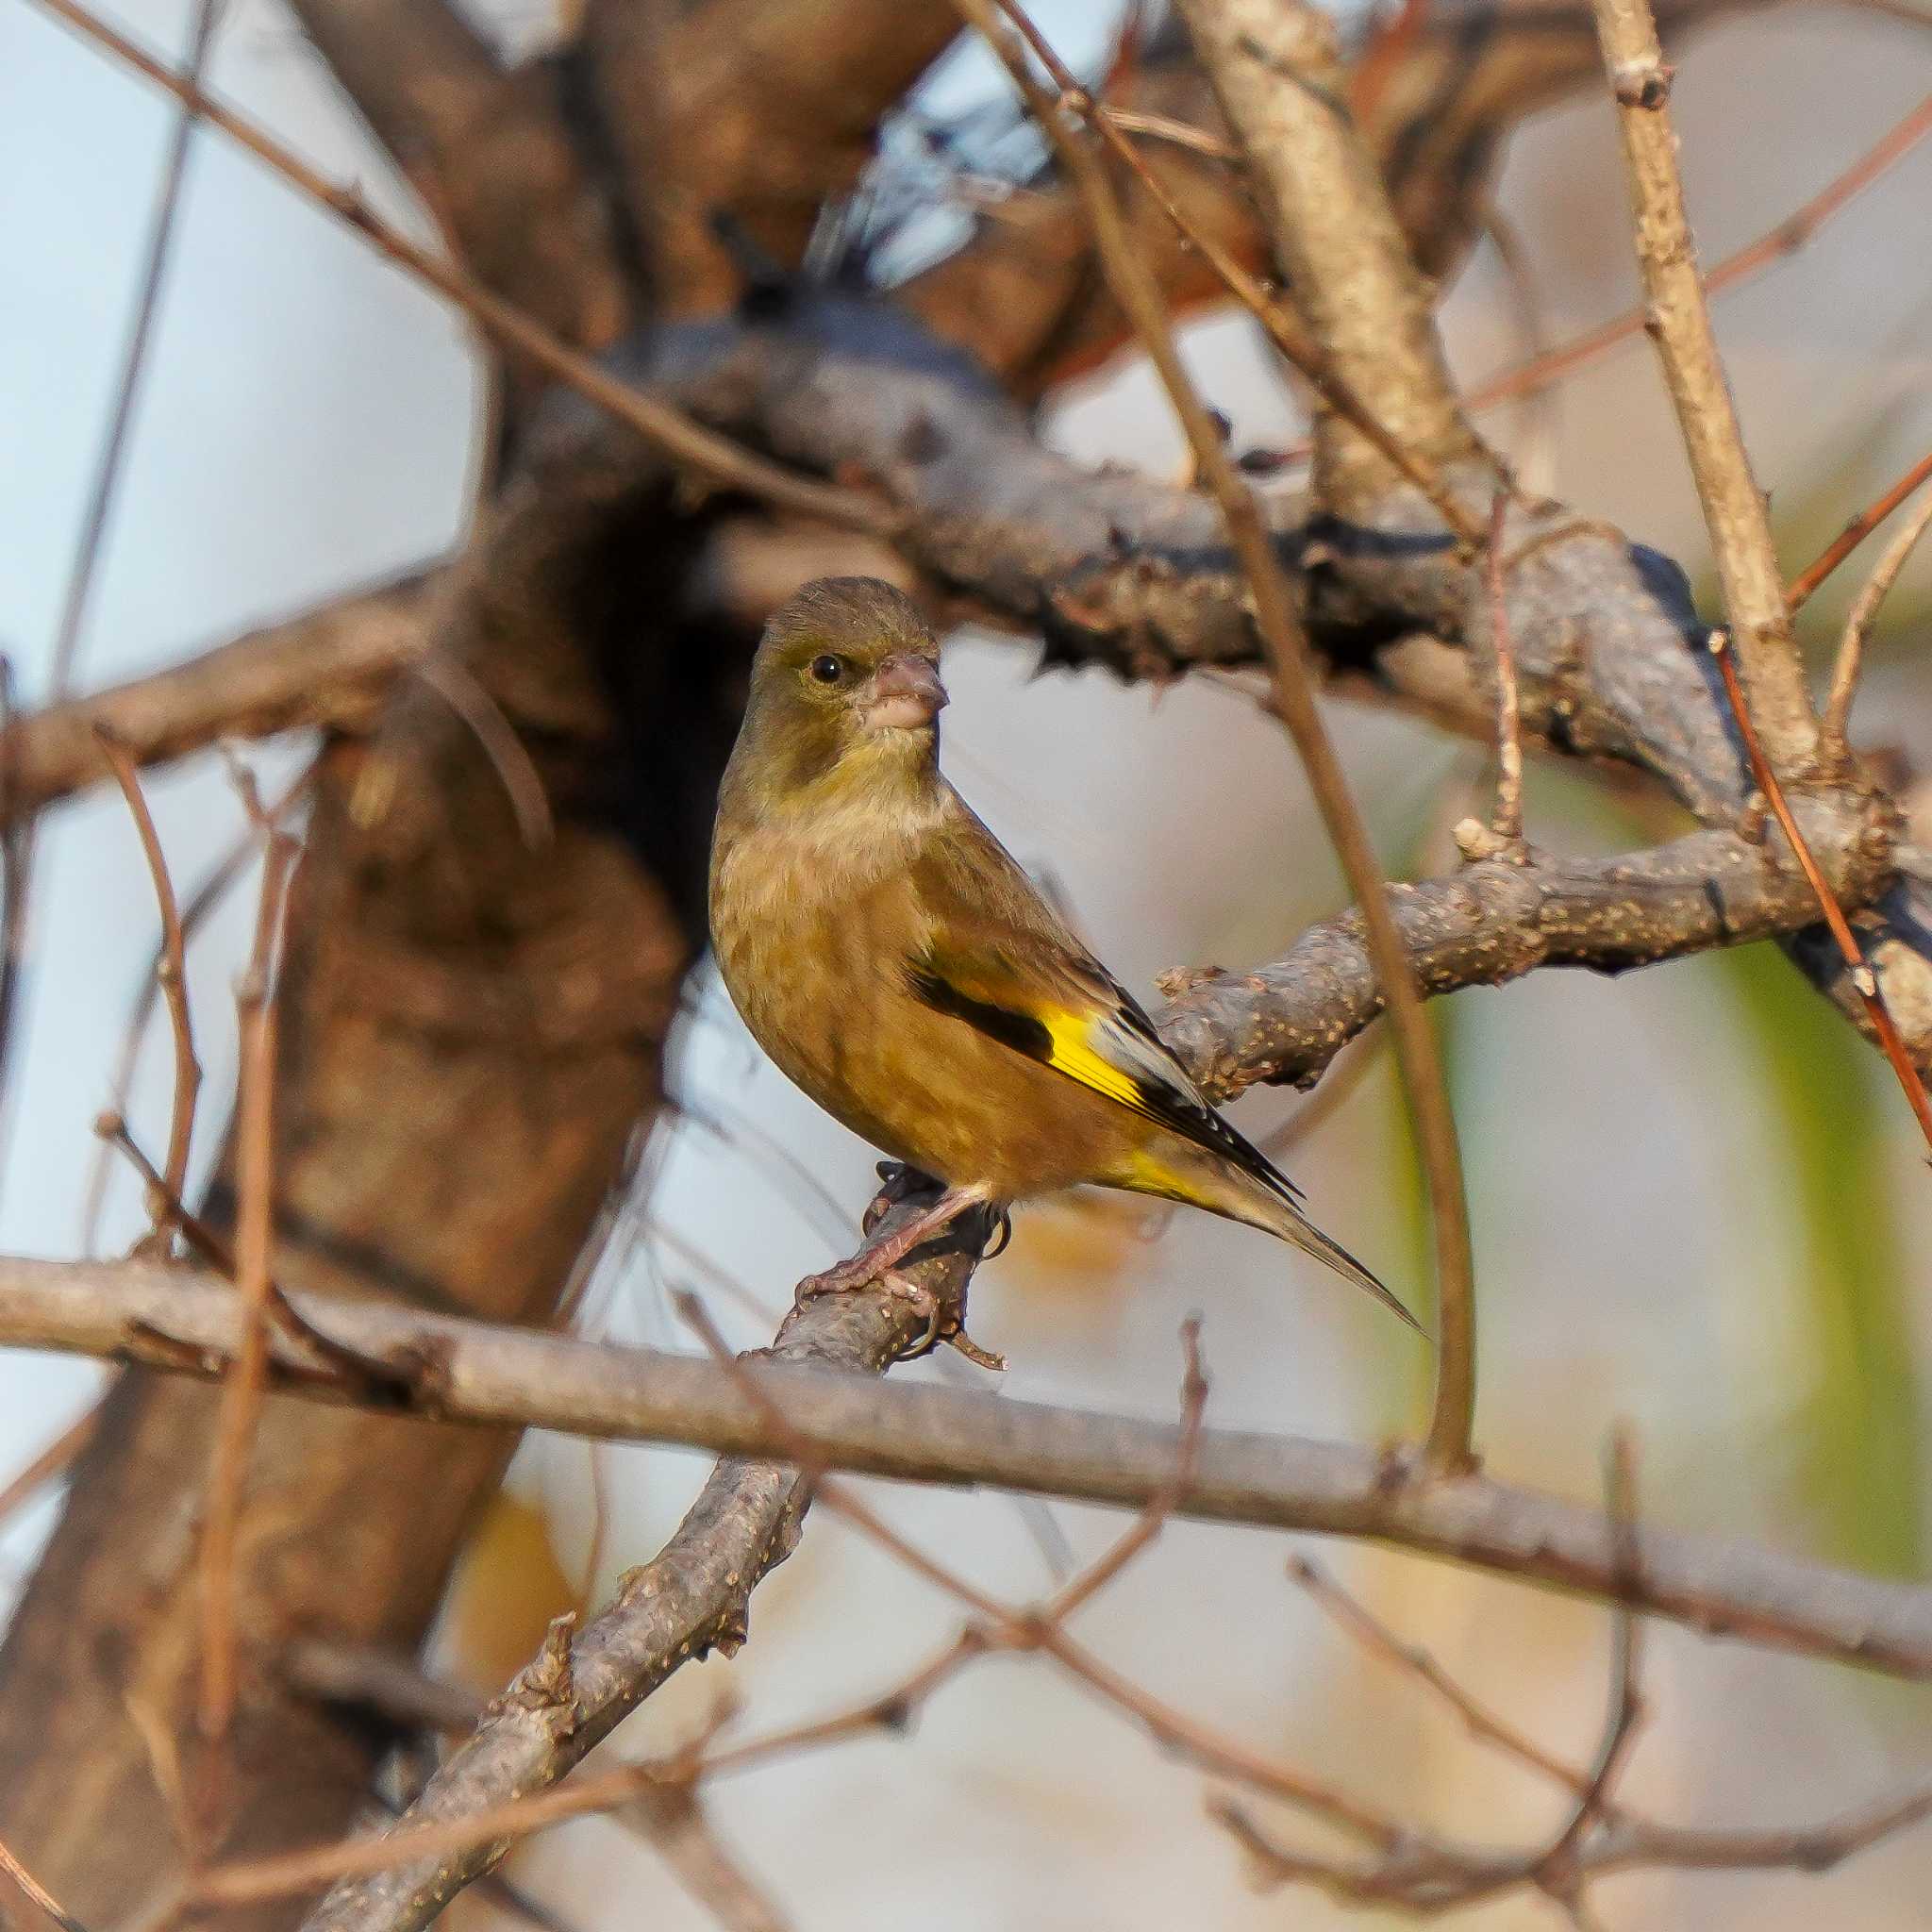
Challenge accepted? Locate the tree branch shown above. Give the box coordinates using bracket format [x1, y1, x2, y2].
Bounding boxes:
[2, 1254, 1929, 1679]
[296, 1187, 985, 1932]
[0, 577, 427, 828]
[284, 0, 636, 353]
[1592, 0, 1817, 767]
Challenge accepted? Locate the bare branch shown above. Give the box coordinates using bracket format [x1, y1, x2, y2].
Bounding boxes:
[0, 1836, 91, 1932]
[1821, 478, 1932, 768]
[1592, 0, 1816, 767]
[1789, 442, 1932, 612]
[1706, 631, 1932, 1149]
[192, 809, 297, 1829]
[1465, 92, 1932, 430]
[1483, 491, 1526, 846]
[26, 0, 893, 537]
[0, 577, 427, 829]
[968, 0, 1478, 1469]
[1173, 0, 1489, 513]
[92, 730, 201, 1223]
[0, 1407, 99, 1533]
[5, 1255, 1932, 1677]
[1290, 1553, 1598, 1797]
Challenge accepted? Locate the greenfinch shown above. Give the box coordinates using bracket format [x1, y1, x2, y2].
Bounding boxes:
[708, 576, 1415, 1345]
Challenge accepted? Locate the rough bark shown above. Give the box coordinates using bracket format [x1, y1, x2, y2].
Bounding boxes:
[0, 467, 736, 1922]
[6, 1256, 1930, 1680]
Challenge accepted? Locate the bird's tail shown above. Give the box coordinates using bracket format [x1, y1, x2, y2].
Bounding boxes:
[1144, 1141, 1425, 1335]
[1262, 1193, 1425, 1336]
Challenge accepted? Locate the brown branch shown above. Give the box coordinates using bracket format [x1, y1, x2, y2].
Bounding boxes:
[0, 576, 428, 829]
[1789, 443, 1932, 612]
[1173, 0, 1489, 514]
[1465, 92, 1932, 428]
[192, 812, 297, 1829]
[1536, 1435, 1645, 1891]
[1820, 479, 1932, 769]
[1215, 1767, 1932, 1913]
[7, 1255, 1932, 1677]
[1593, 0, 1816, 768]
[0, 1407, 99, 1532]
[93, 727, 200, 1222]
[996, 6, 1482, 546]
[283, 0, 635, 356]
[291, 1183, 985, 1932]
[0, 1837, 90, 1932]
[1161, 0, 1480, 1467]
[1706, 632, 1932, 1150]
[26, 0, 893, 538]
[1290, 1553, 1598, 1798]
[1484, 491, 1526, 845]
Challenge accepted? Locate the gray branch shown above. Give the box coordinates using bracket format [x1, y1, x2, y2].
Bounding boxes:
[3, 1254, 1926, 1683]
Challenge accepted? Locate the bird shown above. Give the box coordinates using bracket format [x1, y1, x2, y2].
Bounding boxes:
[708, 576, 1417, 1357]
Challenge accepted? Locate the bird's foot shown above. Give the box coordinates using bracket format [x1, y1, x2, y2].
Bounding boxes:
[877, 1272, 1007, 1371]
[861, 1160, 928, 1236]
[797, 1178, 1008, 1370]
[794, 1262, 1004, 1369]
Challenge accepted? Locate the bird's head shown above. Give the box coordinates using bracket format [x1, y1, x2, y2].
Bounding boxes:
[731, 577, 949, 805]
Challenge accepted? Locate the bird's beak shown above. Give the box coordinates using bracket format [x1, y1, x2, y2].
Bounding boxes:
[862, 653, 948, 731]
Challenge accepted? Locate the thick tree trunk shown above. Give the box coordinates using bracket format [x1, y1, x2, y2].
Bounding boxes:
[0, 475, 737, 1921]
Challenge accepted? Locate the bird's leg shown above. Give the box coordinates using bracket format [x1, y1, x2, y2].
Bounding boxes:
[800, 1180, 1008, 1368]
[798, 1180, 997, 1301]
[861, 1160, 924, 1236]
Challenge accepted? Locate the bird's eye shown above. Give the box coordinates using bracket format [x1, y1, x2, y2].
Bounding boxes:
[808, 654, 846, 685]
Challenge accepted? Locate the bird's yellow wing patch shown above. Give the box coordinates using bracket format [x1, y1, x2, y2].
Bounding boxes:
[1039, 1008, 1147, 1113]
[905, 949, 1300, 1202]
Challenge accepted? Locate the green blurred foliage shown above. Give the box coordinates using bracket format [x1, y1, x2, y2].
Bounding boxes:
[1720, 937, 1922, 1577]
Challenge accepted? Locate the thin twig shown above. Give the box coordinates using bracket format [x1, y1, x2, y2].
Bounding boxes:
[0, 1836, 92, 1932]
[0, 0, 221, 1184]
[1484, 492, 1525, 845]
[1041, 1317, 1206, 1622]
[1592, 0, 1815, 770]
[193, 803, 298, 1826]
[406, 651, 553, 852]
[966, 0, 1473, 1468]
[195, 1763, 675, 1907]
[0, 1405, 101, 1532]
[1789, 444, 1932, 612]
[1707, 630, 1932, 1151]
[1819, 480, 1932, 771]
[94, 725, 201, 1225]
[1467, 93, 1932, 426]
[1289, 1553, 1597, 1799]
[1536, 1432, 1645, 1892]
[998, 6, 1483, 546]
[82, 767, 308, 1255]
[26, 0, 894, 539]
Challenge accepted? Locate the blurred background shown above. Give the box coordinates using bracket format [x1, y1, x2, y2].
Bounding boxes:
[3, 0, 1931, 1924]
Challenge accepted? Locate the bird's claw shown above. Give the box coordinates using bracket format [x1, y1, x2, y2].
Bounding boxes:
[795, 1261, 1005, 1371]
[861, 1160, 928, 1236]
[878, 1271, 1006, 1371]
